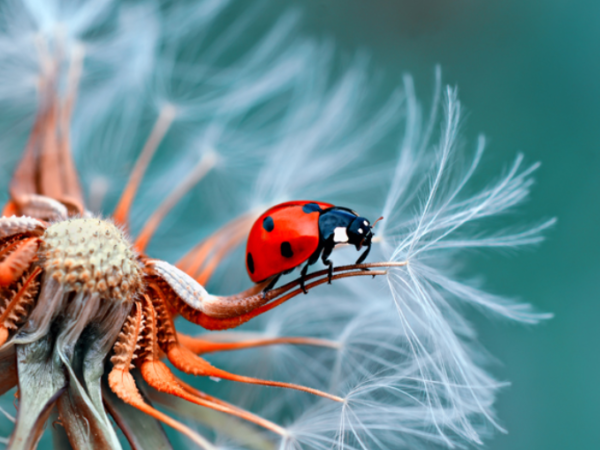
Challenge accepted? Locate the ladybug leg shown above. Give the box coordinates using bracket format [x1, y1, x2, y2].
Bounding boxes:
[299, 263, 310, 294]
[326, 262, 334, 284]
[356, 241, 373, 277]
[356, 241, 371, 265]
[261, 273, 281, 299]
[320, 243, 335, 284]
[300, 250, 321, 293]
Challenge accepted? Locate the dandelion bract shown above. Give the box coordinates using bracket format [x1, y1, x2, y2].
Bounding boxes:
[0, 0, 552, 449]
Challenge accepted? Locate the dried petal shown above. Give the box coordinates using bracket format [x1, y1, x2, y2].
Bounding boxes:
[11, 336, 67, 450]
[16, 195, 68, 222]
[103, 379, 173, 450]
[0, 216, 45, 240]
[146, 260, 209, 311]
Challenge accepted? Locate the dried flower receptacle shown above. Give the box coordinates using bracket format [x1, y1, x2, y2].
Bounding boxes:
[41, 219, 143, 299]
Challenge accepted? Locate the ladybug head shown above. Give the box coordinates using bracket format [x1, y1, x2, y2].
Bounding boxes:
[347, 216, 374, 250]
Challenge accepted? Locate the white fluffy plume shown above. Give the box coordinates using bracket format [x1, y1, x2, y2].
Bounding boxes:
[0, 0, 552, 449]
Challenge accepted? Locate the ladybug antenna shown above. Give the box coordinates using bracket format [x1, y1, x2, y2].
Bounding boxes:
[371, 216, 384, 229]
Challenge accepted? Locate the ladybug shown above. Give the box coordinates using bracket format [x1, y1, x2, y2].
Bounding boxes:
[245, 201, 378, 292]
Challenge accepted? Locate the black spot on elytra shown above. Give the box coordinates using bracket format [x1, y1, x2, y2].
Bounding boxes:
[262, 216, 274, 232]
[280, 241, 293, 258]
[302, 203, 322, 214]
[247, 252, 255, 274]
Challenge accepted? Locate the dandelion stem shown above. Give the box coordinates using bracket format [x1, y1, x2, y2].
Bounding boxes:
[56, 43, 86, 212]
[0, 406, 15, 423]
[177, 213, 256, 283]
[194, 268, 389, 331]
[113, 105, 177, 227]
[178, 332, 339, 354]
[134, 151, 217, 253]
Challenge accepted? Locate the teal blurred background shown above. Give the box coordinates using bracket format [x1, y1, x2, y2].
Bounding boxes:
[287, 1, 598, 449]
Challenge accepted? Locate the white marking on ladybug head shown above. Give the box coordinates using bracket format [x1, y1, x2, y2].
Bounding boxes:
[363, 220, 369, 226]
[358, 228, 364, 234]
[333, 227, 349, 243]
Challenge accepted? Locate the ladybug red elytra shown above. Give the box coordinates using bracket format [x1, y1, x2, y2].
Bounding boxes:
[246, 201, 378, 292]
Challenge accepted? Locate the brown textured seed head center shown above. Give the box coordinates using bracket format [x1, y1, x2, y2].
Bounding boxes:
[41, 218, 142, 301]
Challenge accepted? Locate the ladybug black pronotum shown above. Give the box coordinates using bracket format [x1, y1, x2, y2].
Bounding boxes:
[245, 201, 378, 293]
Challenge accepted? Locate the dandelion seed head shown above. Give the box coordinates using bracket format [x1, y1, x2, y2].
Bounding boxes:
[41, 218, 142, 299]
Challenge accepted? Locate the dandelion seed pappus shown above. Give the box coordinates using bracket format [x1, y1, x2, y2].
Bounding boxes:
[0, 1, 553, 449]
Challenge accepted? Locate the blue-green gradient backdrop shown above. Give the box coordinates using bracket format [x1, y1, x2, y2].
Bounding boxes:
[290, 1, 598, 449]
